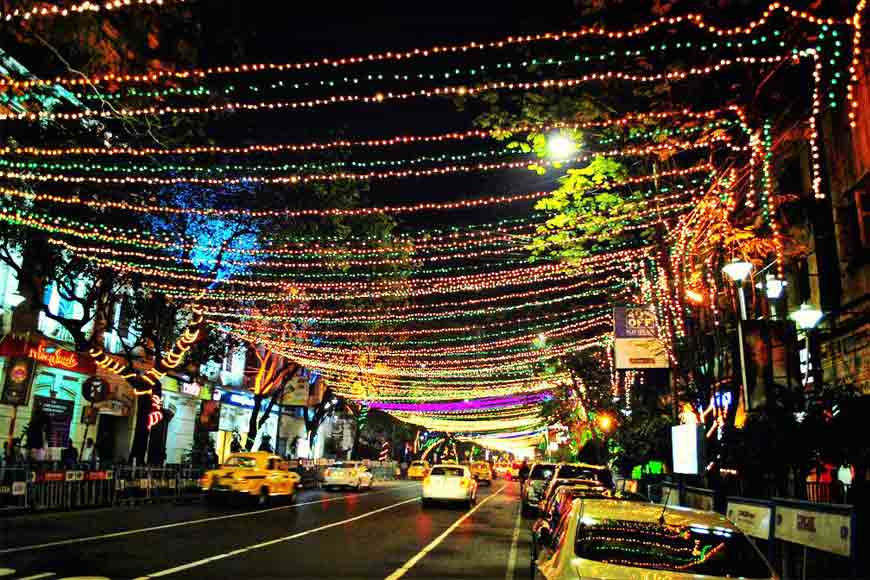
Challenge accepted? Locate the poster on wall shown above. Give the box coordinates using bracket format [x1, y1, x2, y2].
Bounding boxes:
[34, 395, 75, 447]
[1, 355, 36, 406]
[613, 306, 668, 369]
[742, 320, 801, 410]
[198, 400, 221, 432]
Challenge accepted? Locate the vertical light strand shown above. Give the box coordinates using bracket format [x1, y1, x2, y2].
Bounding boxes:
[761, 121, 786, 277]
[809, 50, 825, 199]
[847, 0, 867, 129]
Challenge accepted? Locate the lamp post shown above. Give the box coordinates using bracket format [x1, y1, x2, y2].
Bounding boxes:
[722, 260, 753, 411]
[790, 304, 824, 387]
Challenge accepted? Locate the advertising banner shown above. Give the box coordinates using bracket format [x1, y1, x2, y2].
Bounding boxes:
[742, 320, 801, 410]
[1, 355, 36, 406]
[727, 500, 773, 540]
[774, 504, 852, 557]
[34, 395, 75, 447]
[613, 307, 668, 368]
[671, 424, 703, 475]
[0, 334, 95, 375]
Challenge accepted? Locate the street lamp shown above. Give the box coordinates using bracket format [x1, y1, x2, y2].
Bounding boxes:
[790, 303, 824, 387]
[757, 274, 787, 300]
[722, 260, 753, 412]
[547, 133, 578, 160]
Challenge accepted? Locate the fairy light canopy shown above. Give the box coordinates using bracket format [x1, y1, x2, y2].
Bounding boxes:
[0, 0, 863, 439]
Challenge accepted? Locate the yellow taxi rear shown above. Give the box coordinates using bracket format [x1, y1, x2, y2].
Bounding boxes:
[469, 460, 492, 485]
[200, 451, 300, 506]
[407, 460, 430, 480]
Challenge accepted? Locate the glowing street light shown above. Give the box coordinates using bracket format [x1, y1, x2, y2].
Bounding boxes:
[757, 274, 787, 300]
[722, 260, 753, 283]
[547, 133, 578, 160]
[790, 303, 824, 330]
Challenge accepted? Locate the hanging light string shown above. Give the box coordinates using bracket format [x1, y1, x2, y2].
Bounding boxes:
[2, 164, 712, 218]
[1, 0, 181, 24]
[0, 1, 837, 90]
[0, 107, 742, 157]
[0, 54, 804, 123]
[0, 138, 728, 187]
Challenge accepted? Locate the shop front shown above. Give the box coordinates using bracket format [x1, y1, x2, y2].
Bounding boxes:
[0, 334, 96, 460]
[162, 379, 212, 465]
[212, 388, 280, 463]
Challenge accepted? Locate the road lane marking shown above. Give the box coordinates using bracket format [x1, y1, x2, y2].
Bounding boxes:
[384, 485, 506, 580]
[504, 503, 523, 580]
[131, 496, 420, 579]
[0, 484, 416, 555]
[15, 574, 55, 580]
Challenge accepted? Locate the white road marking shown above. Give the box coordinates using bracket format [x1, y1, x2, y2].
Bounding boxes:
[0, 570, 14, 577]
[384, 485, 506, 580]
[132, 496, 420, 579]
[15, 574, 55, 580]
[0, 484, 415, 555]
[504, 503, 523, 580]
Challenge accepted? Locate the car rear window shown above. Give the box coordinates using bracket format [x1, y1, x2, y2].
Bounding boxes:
[530, 464, 556, 480]
[224, 456, 256, 468]
[575, 520, 771, 578]
[431, 467, 465, 477]
[411, 461, 426, 467]
[558, 465, 613, 486]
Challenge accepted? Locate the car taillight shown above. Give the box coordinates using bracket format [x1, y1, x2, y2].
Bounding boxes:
[459, 478, 469, 488]
[200, 475, 209, 486]
[423, 476, 431, 486]
[325, 469, 332, 477]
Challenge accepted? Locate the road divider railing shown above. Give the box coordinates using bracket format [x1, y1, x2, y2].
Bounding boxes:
[0, 464, 208, 513]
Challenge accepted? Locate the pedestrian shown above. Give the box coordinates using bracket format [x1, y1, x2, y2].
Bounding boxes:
[61, 437, 78, 468]
[230, 432, 242, 454]
[25, 401, 51, 464]
[258, 434, 273, 453]
[80, 437, 97, 468]
[518, 459, 530, 490]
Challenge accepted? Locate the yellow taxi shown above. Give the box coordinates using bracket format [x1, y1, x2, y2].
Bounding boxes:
[469, 460, 493, 485]
[201, 451, 300, 506]
[408, 460, 431, 480]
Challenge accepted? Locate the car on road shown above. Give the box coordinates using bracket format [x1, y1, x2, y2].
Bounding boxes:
[532, 499, 776, 580]
[422, 464, 478, 507]
[408, 460, 431, 480]
[469, 460, 493, 485]
[521, 462, 556, 516]
[493, 461, 510, 479]
[551, 462, 614, 489]
[508, 461, 521, 480]
[201, 451, 300, 506]
[323, 461, 374, 491]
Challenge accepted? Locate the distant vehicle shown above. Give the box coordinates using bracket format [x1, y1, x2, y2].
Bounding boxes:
[442, 459, 459, 465]
[521, 462, 557, 516]
[201, 451, 300, 506]
[508, 461, 521, 480]
[532, 499, 775, 580]
[408, 460, 431, 480]
[422, 464, 478, 508]
[323, 461, 374, 491]
[493, 462, 511, 479]
[469, 460, 493, 485]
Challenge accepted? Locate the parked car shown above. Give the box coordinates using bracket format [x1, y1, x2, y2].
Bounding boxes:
[532, 499, 776, 580]
[551, 463, 614, 489]
[521, 462, 557, 516]
[408, 460, 431, 480]
[323, 461, 374, 491]
[533, 482, 649, 541]
[469, 460, 493, 485]
[422, 464, 478, 508]
[201, 451, 300, 506]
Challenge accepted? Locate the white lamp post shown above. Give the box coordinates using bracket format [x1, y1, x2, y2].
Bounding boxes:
[722, 260, 753, 411]
[790, 304, 824, 387]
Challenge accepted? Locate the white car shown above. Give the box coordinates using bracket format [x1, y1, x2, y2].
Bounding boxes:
[421, 464, 478, 508]
[533, 499, 776, 580]
[323, 461, 374, 491]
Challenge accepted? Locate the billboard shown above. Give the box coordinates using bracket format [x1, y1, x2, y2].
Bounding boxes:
[613, 306, 668, 369]
[1, 355, 35, 406]
[742, 320, 801, 410]
[671, 424, 704, 475]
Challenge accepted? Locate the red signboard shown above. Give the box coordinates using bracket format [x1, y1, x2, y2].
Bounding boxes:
[85, 471, 108, 481]
[38, 471, 65, 482]
[0, 334, 95, 375]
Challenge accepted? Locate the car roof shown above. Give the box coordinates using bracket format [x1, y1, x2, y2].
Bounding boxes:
[431, 464, 468, 470]
[557, 462, 607, 470]
[574, 499, 738, 530]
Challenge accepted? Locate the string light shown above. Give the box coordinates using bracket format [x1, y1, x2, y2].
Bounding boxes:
[846, 0, 867, 129]
[0, 2, 837, 90]
[0, 56, 801, 123]
[1, 0, 179, 24]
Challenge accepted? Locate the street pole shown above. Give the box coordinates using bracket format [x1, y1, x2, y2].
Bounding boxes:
[735, 283, 751, 412]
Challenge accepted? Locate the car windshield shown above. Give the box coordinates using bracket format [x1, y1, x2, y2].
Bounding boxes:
[575, 520, 771, 578]
[333, 462, 357, 469]
[431, 467, 465, 477]
[223, 456, 256, 468]
[558, 465, 613, 487]
[530, 464, 556, 480]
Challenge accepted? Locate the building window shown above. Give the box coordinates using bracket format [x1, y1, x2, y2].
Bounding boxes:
[855, 189, 870, 249]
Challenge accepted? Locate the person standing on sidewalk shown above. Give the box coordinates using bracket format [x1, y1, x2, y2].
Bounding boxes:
[25, 402, 51, 464]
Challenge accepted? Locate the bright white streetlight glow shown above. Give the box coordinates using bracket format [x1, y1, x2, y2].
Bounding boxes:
[537, 332, 547, 342]
[790, 303, 824, 329]
[757, 274, 787, 299]
[722, 260, 753, 282]
[547, 134, 577, 159]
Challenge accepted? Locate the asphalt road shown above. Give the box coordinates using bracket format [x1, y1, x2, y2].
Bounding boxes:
[0, 479, 532, 580]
